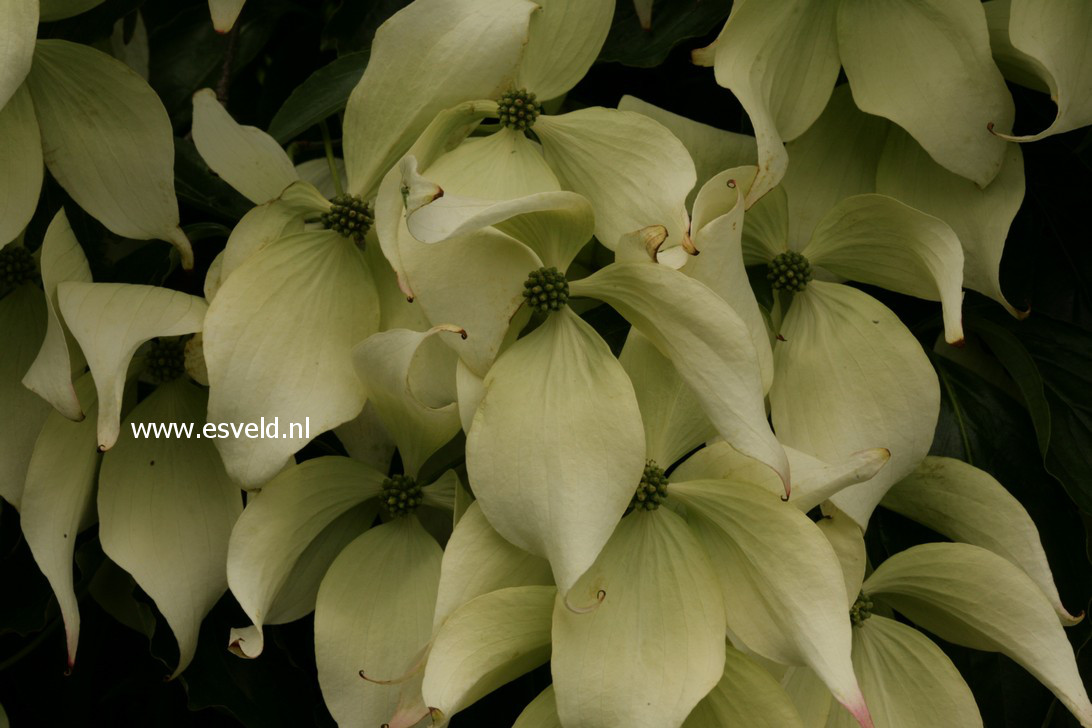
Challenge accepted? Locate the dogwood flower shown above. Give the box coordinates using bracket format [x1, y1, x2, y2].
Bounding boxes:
[410, 330, 893, 727]
[399, 159, 785, 597]
[695, 0, 1015, 206]
[370, 0, 697, 300]
[1, 212, 228, 675]
[786, 457, 1092, 726]
[224, 324, 464, 726]
[191, 0, 539, 486]
[1, 4, 192, 265]
[746, 181, 961, 528]
[618, 89, 971, 529]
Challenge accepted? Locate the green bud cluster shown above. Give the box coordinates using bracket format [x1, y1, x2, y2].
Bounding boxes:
[630, 461, 669, 512]
[0, 245, 37, 287]
[497, 89, 540, 131]
[767, 251, 813, 292]
[523, 267, 569, 313]
[322, 194, 373, 244]
[146, 338, 187, 383]
[850, 592, 875, 626]
[382, 474, 423, 517]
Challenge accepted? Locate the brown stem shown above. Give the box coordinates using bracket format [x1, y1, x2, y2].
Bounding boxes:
[216, 22, 241, 105]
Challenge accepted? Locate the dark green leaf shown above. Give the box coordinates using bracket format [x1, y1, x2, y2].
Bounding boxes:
[597, 0, 729, 69]
[268, 52, 369, 144]
[886, 355, 1092, 727]
[37, 0, 146, 45]
[179, 601, 331, 728]
[148, 5, 283, 127]
[88, 558, 156, 641]
[580, 303, 631, 357]
[320, 0, 412, 56]
[0, 504, 55, 638]
[173, 138, 253, 222]
[966, 312, 1052, 455]
[966, 308, 1092, 514]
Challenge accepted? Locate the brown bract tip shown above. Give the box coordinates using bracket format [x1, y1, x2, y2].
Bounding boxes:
[681, 230, 699, 256]
[640, 225, 668, 261]
[564, 588, 607, 614]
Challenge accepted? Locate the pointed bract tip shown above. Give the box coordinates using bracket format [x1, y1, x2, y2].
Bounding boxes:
[359, 669, 410, 686]
[987, 121, 1026, 143]
[691, 43, 716, 67]
[396, 271, 416, 302]
[681, 230, 699, 257]
[358, 650, 428, 685]
[640, 225, 668, 261]
[431, 323, 467, 340]
[564, 588, 607, 614]
[844, 694, 874, 728]
[383, 704, 433, 728]
[1061, 608, 1085, 627]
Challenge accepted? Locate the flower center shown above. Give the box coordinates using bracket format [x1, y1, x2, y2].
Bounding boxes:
[382, 474, 423, 517]
[497, 89, 540, 131]
[630, 461, 668, 512]
[0, 245, 37, 287]
[850, 592, 874, 626]
[767, 251, 812, 292]
[146, 338, 187, 383]
[322, 194, 373, 244]
[523, 267, 569, 313]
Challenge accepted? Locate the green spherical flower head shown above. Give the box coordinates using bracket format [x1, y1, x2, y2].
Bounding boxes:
[0, 245, 37, 287]
[498, 89, 540, 131]
[321, 194, 373, 244]
[767, 250, 813, 292]
[382, 474, 423, 517]
[146, 338, 187, 383]
[523, 266, 569, 313]
[630, 461, 669, 512]
[850, 592, 874, 626]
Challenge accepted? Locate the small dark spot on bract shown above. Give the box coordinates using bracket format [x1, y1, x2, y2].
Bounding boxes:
[150, 460, 155, 466]
[63, 533, 67, 538]
[872, 320, 879, 324]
